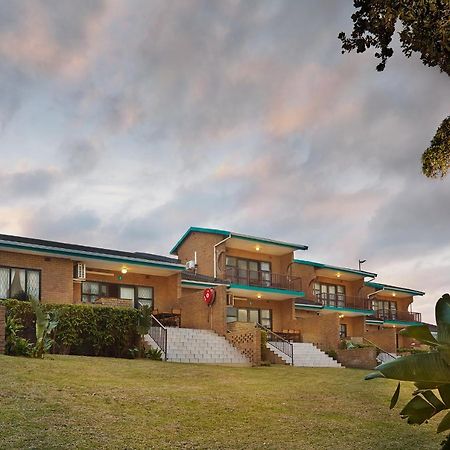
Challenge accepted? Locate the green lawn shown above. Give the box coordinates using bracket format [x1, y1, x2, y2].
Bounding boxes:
[0, 355, 442, 449]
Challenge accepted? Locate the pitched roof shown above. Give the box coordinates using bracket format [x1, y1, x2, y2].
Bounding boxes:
[294, 259, 377, 278]
[0, 233, 182, 268]
[365, 281, 425, 297]
[171, 226, 308, 255]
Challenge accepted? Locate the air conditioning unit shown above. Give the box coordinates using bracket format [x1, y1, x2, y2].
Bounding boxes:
[185, 260, 196, 270]
[73, 262, 86, 282]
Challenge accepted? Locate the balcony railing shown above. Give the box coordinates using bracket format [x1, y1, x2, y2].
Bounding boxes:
[373, 309, 422, 323]
[314, 293, 371, 311]
[225, 267, 302, 292]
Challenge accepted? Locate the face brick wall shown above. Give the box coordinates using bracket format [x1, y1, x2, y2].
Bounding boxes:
[364, 325, 397, 354]
[176, 285, 227, 336]
[0, 250, 74, 304]
[296, 310, 340, 350]
[226, 321, 261, 365]
[77, 270, 181, 311]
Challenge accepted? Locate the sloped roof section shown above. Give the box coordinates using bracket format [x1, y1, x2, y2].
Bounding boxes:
[171, 226, 308, 255]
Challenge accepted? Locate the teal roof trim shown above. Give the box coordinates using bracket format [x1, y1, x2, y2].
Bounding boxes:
[171, 226, 308, 255]
[384, 319, 423, 326]
[365, 281, 425, 297]
[295, 303, 323, 310]
[0, 242, 185, 272]
[294, 259, 377, 278]
[229, 283, 305, 298]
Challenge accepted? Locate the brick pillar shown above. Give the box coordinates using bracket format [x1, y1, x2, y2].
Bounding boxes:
[0, 305, 5, 354]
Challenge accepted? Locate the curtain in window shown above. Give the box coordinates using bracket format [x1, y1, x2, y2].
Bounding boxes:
[27, 271, 40, 300]
[10, 269, 26, 298]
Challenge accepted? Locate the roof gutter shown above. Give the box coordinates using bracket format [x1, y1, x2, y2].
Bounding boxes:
[214, 234, 232, 278]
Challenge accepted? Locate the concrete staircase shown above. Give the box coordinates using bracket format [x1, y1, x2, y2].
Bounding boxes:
[146, 328, 250, 365]
[268, 342, 343, 368]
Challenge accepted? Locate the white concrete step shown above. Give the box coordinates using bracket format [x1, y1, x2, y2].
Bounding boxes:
[268, 342, 343, 368]
[146, 327, 250, 365]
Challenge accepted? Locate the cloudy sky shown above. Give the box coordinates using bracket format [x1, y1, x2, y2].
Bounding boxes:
[0, 1, 448, 322]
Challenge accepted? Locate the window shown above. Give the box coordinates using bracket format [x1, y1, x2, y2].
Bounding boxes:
[0, 266, 41, 300]
[137, 286, 153, 309]
[313, 282, 345, 307]
[372, 300, 397, 320]
[81, 282, 154, 308]
[82, 282, 108, 303]
[225, 257, 272, 286]
[228, 307, 272, 329]
[339, 324, 347, 339]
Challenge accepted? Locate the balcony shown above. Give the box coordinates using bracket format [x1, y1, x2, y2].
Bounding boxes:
[373, 309, 422, 323]
[225, 267, 302, 292]
[314, 293, 371, 311]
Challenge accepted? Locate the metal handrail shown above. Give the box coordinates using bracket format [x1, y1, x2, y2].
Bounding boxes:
[149, 314, 168, 361]
[314, 293, 371, 310]
[372, 309, 422, 323]
[362, 337, 397, 360]
[225, 267, 302, 291]
[257, 323, 294, 366]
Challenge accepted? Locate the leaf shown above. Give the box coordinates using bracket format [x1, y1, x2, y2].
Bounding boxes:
[422, 390, 446, 413]
[436, 294, 450, 345]
[374, 352, 450, 383]
[399, 324, 438, 346]
[400, 395, 436, 425]
[439, 385, 450, 407]
[390, 383, 401, 409]
[438, 411, 450, 433]
[365, 372, 386, 380]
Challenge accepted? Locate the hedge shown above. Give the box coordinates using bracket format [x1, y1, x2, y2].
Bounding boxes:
[1, 299, 140, 358]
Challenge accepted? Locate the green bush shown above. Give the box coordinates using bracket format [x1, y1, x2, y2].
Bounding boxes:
[145, 347, 163, 361]
[2, 299, 140, 358]
[5, 315, 32, 356]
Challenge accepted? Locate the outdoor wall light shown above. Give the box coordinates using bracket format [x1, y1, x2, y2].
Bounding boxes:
[392, 292, 396, 297]
[255, 246, 261, 251]
[257, 294, 262, 299]
[121, 267, 128, 274]
[339, 314, 344, 319]
[336, 272, 341, 278]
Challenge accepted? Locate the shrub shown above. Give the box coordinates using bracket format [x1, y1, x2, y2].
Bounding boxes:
[5, 315, 32, 356]
[145, 347, 163, 361]
[1, 299, 140, 358]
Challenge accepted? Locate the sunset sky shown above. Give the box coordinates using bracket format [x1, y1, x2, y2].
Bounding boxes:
[0, 1, 449, 322]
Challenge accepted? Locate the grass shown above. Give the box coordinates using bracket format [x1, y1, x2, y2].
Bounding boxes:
[0, 355, 443, 450]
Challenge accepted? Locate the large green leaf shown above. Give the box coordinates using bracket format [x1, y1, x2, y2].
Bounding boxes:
[400, 395, 436, 425]
[399, 324, 438, 346]
[436, 294, 450, 345]
[373, 352, 450, 383]
[439, 385, 450, 407]
[438, 411, 450, 433]
[422, 390, 446, 412]
[390, 383, 401, 409]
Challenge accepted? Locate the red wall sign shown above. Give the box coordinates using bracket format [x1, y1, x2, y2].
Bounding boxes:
[203, 288, 216, 306]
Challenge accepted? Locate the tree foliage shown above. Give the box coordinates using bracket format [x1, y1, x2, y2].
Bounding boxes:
[422, 116, 450, 178]
[339, 0, 450, 178]
[366, 294, 450, 448]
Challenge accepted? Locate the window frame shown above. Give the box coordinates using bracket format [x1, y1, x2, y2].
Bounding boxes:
[0, 265, 41, 301]
[313, 282, 346, 307]
[227, 306, 273, 329]
[225, 256, 272, 286]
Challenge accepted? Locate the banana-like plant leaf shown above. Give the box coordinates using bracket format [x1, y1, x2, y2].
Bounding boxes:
[438, 411, 450, 433]
[373, 352, 450, 383]
[390, 383, 401, 409]
[436, 294, 450, 345]
[31, 298, 48, 341]
[365, 372, 386, 380]
[415, 382, 445, 391]
[439, 385, 450, 407]
[400, 395, 436, 425]
[422, 390, 446, 412]
[399, 324, 438, 346]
